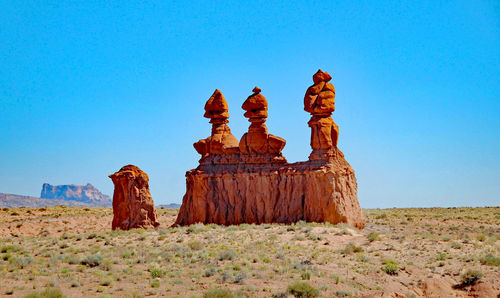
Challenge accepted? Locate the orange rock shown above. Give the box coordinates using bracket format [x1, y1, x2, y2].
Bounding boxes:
[470, 282, 499, 298]
[195, 90, 239, 157]
[204, 89, 229, 120]
[176, 72, 364, 229]
[241, 91, 268, 115]
[175, 148, 364, 229]
[109, 165, 159, 230]
[323, 82, 335, 92]
[239, 87, 286, 157]
[313, 69, 332, 84]
[244, 109, 268, 119]
[308, 81, 325, 94]
[268, 134, 286, 154]
[421, 278, 456, 298]
[304, 70, 339, 160]
[303, 94, 318, 113]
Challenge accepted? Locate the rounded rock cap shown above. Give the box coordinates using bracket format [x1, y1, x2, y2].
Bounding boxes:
[204, 89, 230, 119]
[242, 86, 268, 112]
[313, 69, 332, 84]
[252, 86, 261, 93]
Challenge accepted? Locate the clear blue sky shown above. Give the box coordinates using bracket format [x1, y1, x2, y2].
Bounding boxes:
[1, 1, 499, 208]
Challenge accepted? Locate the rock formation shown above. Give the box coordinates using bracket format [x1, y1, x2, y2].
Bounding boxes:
[40, 183, 111, 207]
[304, 69, 339, 160]
[0, 193, 105, 208]
[109, 165, 159, 230]
[193, 89, 240, 159]
[239, 87, 286, 163]
[175, 71, 365, 228]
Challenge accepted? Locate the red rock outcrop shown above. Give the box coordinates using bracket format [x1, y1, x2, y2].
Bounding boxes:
[239, 87, 287, 163]
[175, 71, 365, 228]
[304, 69, 340, 160]
[193, 89, 240, 159]
[109, 165, 160, 230]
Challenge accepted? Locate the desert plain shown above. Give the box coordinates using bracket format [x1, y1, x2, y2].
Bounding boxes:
[0, 207, 498, 297]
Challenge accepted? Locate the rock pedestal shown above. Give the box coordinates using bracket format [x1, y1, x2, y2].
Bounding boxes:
[175, 71, 365, 228]
[109, 165, 160, 230]
[239, 87, 286, 161]
[193, 89, 240, 159]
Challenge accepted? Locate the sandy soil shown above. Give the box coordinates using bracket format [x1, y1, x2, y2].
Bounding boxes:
[0, 207, 498, 297]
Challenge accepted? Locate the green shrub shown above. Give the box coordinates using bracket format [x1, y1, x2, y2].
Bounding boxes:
[24, 287, 65, 298]
[479, 254, 500, 266]
[203, 288, 234, 298]
[204, 268, 216, 277]
[461, 269, 482, 286]
[341, 243, 363, 254]
[287, 281, 319, 297]
[383, 262, 399, 275]
[476, 234, 486, 242]
[301, 271, 311, 280]
[80, 254, 102, 267]
[99, 278, 112, 286]
[335, 291, 351, 297]
[335, 229, 352, 236]
[436, 253, 446, 261]
[367, 232, 379, 242]
[0, 245, 20, 253]
[150, 280, 160, 288]
[330, 274, 343, 284]
[150, 268, 166, 278]
[14, 256, 34, 269]
[233, 273, 245, 284]
[188, 240, 204, 251]
[218, 250, 235, 261]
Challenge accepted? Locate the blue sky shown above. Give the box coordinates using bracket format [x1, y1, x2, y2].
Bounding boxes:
[0, 1, 499, 208]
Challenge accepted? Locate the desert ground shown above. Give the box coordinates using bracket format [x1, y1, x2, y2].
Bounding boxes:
[0, 207, 498, 297]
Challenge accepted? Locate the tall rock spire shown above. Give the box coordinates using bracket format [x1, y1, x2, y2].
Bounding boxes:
[304, 69, 339, 160]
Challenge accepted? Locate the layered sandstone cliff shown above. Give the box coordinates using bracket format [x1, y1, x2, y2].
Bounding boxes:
[175, 71, 365, 228]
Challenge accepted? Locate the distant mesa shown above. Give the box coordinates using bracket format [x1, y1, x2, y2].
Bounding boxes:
[159, 203, 181, 209]
[0, 183, 111, 208]
[41, 183, 111, 207]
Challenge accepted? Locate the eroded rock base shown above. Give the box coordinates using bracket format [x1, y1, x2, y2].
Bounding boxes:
[175, 149, 365, 229]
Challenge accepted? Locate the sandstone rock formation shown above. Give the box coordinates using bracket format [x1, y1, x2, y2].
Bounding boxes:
[239, 87, 286, 163]
[193, 89, 240, 159]
[304, 69, 340, 160]
[41, 183, 111, 207]
[109, 165, 159, 230]
[175, 71, 365, 228]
